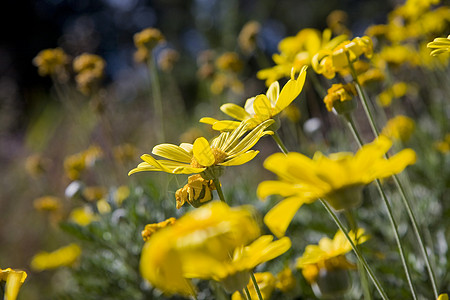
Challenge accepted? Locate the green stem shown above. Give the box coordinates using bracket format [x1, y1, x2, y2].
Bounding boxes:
[244, 287, 252, 300]
[250, 272, 264, 300]
[213, 178, 226, 203]
[148, 54, 165, 143]
[272, 132, 289, 155]
[345, 210, 372, 300]
[320, 200, 390, 300]
[374, 179, 417, 299]
[347, 58, 438, 298]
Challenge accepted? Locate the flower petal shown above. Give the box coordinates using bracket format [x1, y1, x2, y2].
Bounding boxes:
[266, 81, 280, 106]
[257, 181, 299, 199]
[253, 94, 272, 120]
[152, 144, 192, 163]
[193, 137, 215, 167]
[264, 196, 311, 237]
[220, 150, 259, 166]
[212, 121, 241, 132]
[220, 103, 250, 121]
[273, 66, 306, 115]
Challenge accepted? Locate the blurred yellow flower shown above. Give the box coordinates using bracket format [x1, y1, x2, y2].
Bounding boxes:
[238, 21, 261, 54]
[73, 53, 106, 95]
[82, 186, 107, 202]
[438, 293, 449, 300]
[323, 83, 356, 112]
[381, 115, 415, 142]
[31, 244, 81, 271]
[201, 67, 307, 131]
[141, 217, 176, 241]
[296, 229, 367, 297]
[175, 174, 216, 208]
[434, 134, 450, 154]
[377, 82, 410, 107]
[129, 119, 273, 177]
[257, 29, 346, 85]
[33, 196, 61, 212]
[258, 136, 416, 236]
[25, 154, 50, 178]
[157, 48, 180, 72]
[33, 48, 69, 82]
[113, 143, 138, 164]
[64, 145, 103, 180]
[134, 28, 165, 52]
[428, 35, 450, 56]
[0, 267, 27, 300]
[140, 202, 261, 296]
[216, 52, 243, 73]
[312, 36, 373, 79]
[69, 207, 97, 226]
[113, 185, 130, 206]
[275, 267, 297, 292]
[231, 272, 276, 300]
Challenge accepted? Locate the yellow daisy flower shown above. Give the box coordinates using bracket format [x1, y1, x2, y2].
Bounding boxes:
[31, 244, 82, 271]
[381, 115, 415, 142]
[312, 36, 373, 79]
[231, 272, 276, 300]
[427, 35, 450, 56]
[141, 217, 176, 241]
[258, 136, 416, 237]
[297, 229, 367, 297]
[0, 268, 27, 300]
[129, 119, 273, 178]
[200, 67, 307, 132]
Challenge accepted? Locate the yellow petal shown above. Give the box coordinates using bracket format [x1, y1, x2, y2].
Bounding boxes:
[220, 150, 259, 166]
[152, 144, 192, 163]
[212, 120, 241, 132]
[264, 196, 309, 237]
[193, 137, 215, 167]
[273, 66, 306, 115]
[253, 94, 272, 120]
[257, 181, 298, 199]
[172, 166, 206, 174]
[220, 103, 249, 121]
[266, 81, 280, 105]
[199, 117, 219, 125]
[5, 271, 26, 300]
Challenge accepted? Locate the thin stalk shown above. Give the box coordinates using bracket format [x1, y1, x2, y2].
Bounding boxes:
[347, 58, 438, 298]
[244, 287, 252, 300]
[374, 180, 417, 299]
[213, 178, 226, 203]
[345, 210, 372, 300]
[272, 131, 289, 155]
[250, 272, 264, 300]
[320, 200, 390, 300]
[147, 54, 165, 143]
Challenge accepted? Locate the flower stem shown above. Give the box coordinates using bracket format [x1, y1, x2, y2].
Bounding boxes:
[272, 132, 289, 155]
[347, 59, 438, 298]
[250, 272, 264, 300]
[320, 200, 390, 300]
[213, 178, 226, 203]
[148, 54, 165, 143]
[244, 287, 252, 300]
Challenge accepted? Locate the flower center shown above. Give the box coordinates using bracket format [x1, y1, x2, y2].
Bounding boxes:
[190, 147, 227, 168]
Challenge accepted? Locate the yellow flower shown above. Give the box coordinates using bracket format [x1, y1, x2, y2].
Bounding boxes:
[323, 83, 356, 112]
[275, 267, 296, 292]
[129, 119, 273, 178]
[64, 145, 103, 180]
[31, 244, 81, 271]
[33, 196, 61, 212]
[438, 293, 449, 300]
[82, 186, 107, 202]
[0, 268, 27, 300]
[201, 67, 307, 131]
[238, 21, 261, 54]
[134, 28, 165, 52]
[258, 136, 416, 237]
[175, 174, 216, 208]
[296, 229, 367, 297]
[257, 29, 347, 85]
[377, 82, 410, 107]
[69, 207, 97, 226]
[73, 53, 106, 95]
[113, 185, 130, 206]
[33, 48, 69, 81]
[381, 115, 415, 142]
[141, 217, 176, 241]
[427, 35, 450, 56]
[216, 52, 243, 73]
[434, 133, 450, 154]
[312, 36, 373, 79]
[231, 272, 276, 300]
[140, 202, 261, 296]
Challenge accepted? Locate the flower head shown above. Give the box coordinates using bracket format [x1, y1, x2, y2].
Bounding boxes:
[140, 202, 262, 295]
[427, 35, 450, 56]
[258, 136, 416, 236]
[129, 119, 273, 178]
[201, 67, 307, 132]
[275, 267, 297, 292]
[312, 36, 373, 79]
[73, 53, 106, 95]
[134, 28, 165, 52]
[0, 268, 27, 300]
[31, 244, 81, 271]
[142, 218, 176, 241]
[257, 29, 347, 85]
[381, 115, 415, 142]
[33, 48, 69, 81]
[323, 83, 356, 112]
[231, 272, 276, 300]
[238, 21, 261, 54]
[175, 174, 216, 208]
[33, 196, 61, 212]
